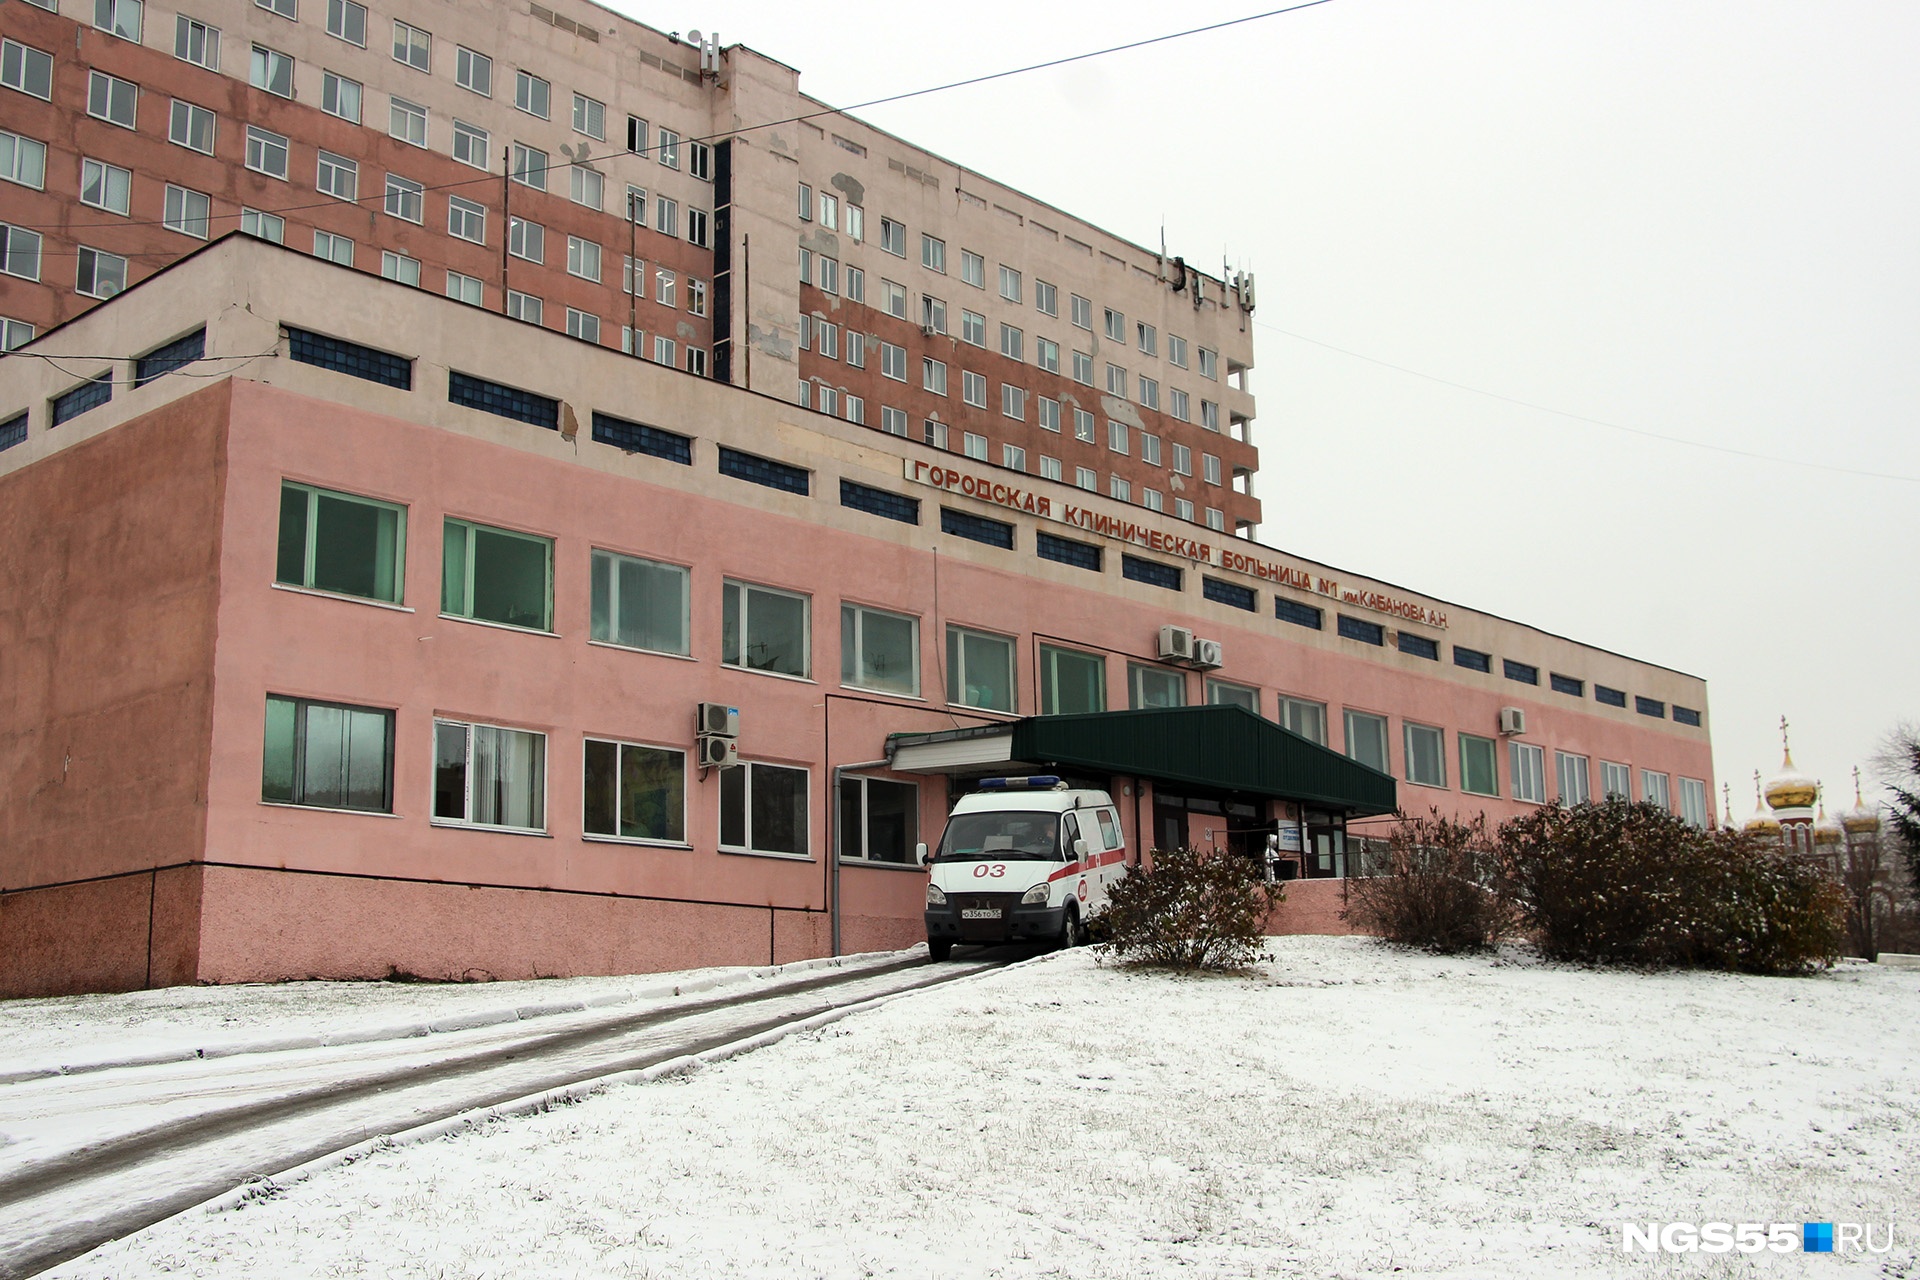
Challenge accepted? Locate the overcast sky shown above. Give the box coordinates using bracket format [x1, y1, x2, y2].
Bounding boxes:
[618, 0, 1920, 813]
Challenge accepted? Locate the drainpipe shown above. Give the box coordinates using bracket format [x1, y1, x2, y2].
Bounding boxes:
[829, 758, 890, 958]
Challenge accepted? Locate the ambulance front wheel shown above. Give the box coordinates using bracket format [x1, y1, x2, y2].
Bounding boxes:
[1058, 907, 1084, 950]
[927, 938, 953, 961]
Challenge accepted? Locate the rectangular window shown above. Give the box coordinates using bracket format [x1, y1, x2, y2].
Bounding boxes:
[1595, 685, 1627, 707]
[1076, 467, 1098, 492]
[456, 46, 491, 95]
[392, 20, 430, 70]
[961, 432, 988, 461]
[880, 217, 905, 257]
[1199, 348, 1218, 380]
[262, 696, 394, 813]
[317, 151, 358, 202]
[512, 144, 549, 191]
[627, 115, 649, 157]
[1038, 398, 1061, 433]
[1073, 409, 1096, 443]
[1405, 723, 1446, 788]
[1556, 751, 1591, 806]
[961, 370, 986, 408]
[389, 96, 427, 147]
[1503, 659, 1539, 685]
[1459, 733, 1499, 796]
[1002, 386, 1026, 422]
[445, 271, 481, 305]
[946, 626, 1015, 712]
[686, 208, 710, 248]
[169, 100, 215, 154]
[1550, 673, 1584, 697]
[384, 174, 424, 223]
[74, 246, 126, 297]
[1142, 489, 1162, 512]
[250, 45, 293, 98]
[2, 41, 55, 101]
[879, 407, 909, 438]
[1397, 632, 1439, 660]
[87, 72, 140, 130]
[1201, 401, 1219, 432]
[441, 517, 554, 631]
[572, 91, 605, 140]
[244, 126, 289, 180]
[176, 16, 221, 69]
[433, 720, 546, 831]
[285, 326, 411, 387]
[838, 775, 918, 865]
[380, 251, 421, 286]
[921, 234, 946, 273]
[1510, 742, 1546, 804]
[1039, 456, 1062, 481]
[841, 479, 918, 524]
[1673, 705, 1703, 728]
[881, 280, 907, 319]
[1107, 420, 1129, 455]
[507, 290, 538, 326]
[1636, 696, 1667, 718]
[322, 71, 362, 123]
[1167, 335, 1189, 368]
[658, 129, 680, 169]
[655, 196, 678, 237]
[690, 140, 712, 181]
[1455, 646, 1492, 673]
[1034, 280, 1058, 316]
[842, 603, 920, 696]
[1344, 710, 1389, 774]
[1138, 377, 1160, 410]
[567, 235, 602, 282]
[940, 506, 1013, 549]
[564, 308, 599, 343]
[920, 295, 946, 333]
[1601, 761, 1632, 800]
[0, 408, 27, 446]
[998, 265, 1022, 303]
[326, 0, 365, 44]
[448, 196, 486, 244]
[923, 358, 947, 396]
[1071, 351, 1093, 386]
[879, 342, 907, 382]
[1282, 697, 1327, 746]
[1171, 443, 1192, 476]
[508, 216, 545, 263]
[1173, 498, 1194, 521]
[960, 249, 984, 287]
[1169, 389, 1190, 423]
[515, 70, 550, 118]
[1105, 365, 1127, 396]
[1129, 663, 1185, 710]
[1110, 479, 1131, 506]
[1070, 294, 1092, 330]
[563, 165, 604, 212]
[1202, 577, 1256, 612]
[133, 328, 205, 387]
[716, 445, 807, 494]
[590, 411, 690, 464]
[1338, 615, 1384, 646]
[1121, 555, 1181, 592]
[97, 0, 143, 40]
[51, 375, 112, 426]
[1039, 645, 1105, 715]
[1642, 770, 1671, 811]
[588, 548, 689, 655]
[999, 324, 1023, 360]
[1207, 680, 1259, 713]
[1677, 777, 1708, 828]
[1137, 322, 1157, 356]
[719, 762, 808, 857]
[1035, 338, 1060, 375]
[80, 159, 131, 215]
[583, 739, 685, 844]
[276, 481, 406, 604]
[723, 580, 810, 678]
[1102, 308, 1124, 342]
[1037, 531, 1100, 572]
[1201, 453, 1221, 486]
[163, 185, 211, 239]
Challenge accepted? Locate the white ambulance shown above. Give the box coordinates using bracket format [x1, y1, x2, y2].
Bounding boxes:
[919, 776, 1129, 960]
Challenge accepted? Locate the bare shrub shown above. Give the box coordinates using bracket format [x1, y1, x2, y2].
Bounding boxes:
[1344, 810, 1511, 952]
[1094, 846, 1281, 971]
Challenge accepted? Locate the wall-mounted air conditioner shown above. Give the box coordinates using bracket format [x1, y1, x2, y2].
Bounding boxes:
[1192, 638, 1224, 670]
[1157, 625, 1195, 662]
[697, 735, 739, 769]
[697, 702, 739, 737]
[1499, 706, 1527, 736]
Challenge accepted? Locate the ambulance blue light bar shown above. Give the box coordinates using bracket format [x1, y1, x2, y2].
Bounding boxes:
[978, 776, 1066, 790]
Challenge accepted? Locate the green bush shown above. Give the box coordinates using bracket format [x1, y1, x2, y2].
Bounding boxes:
[1344, 810, 1511, 953]
[1093, 846, 1281, 971]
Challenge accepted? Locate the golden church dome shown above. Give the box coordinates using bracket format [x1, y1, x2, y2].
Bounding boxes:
[1841, 768, 1882, 835]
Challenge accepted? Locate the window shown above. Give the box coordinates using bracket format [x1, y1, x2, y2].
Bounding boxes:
[999, 266, 1022, 303]
[1039, 455, 1062, 481]
[687, 208, 710, 248]
[879, 407, 909, 438]
[947, 626, 1014, 712]
[276, 481, 406, 604]
[653, 268, 676, 307]
[1674, 706, 1703, 728]
[442, 518, 553, 632]
[924, 420, 948, 450]
[1405, 723, 1446, 788]
[1129, 663, 1185, 709]
[392, 20, 430, 70]
[1677, 777, 1708, 828]
[565, 309, 599, 342]
[846, 267, 865, 303]
[657, 129, 679, 169]
[999, 324, 1023, 361]
[262, 696, 393, 814]
[567, 165, 605, 211]
[690, 141, 712, 180]
[2, 41, 54, 100]
[882, 280, 907, 319]
[1636, 696, 1667, 718]
[961, 433, 987, 462]
[1198, 348, 1218, 380]
[316, 151, 358, 201]
[52, 375, 111, 426]
[322, 71, 362, 123]
[719, 762, 808, 857]
[1337, 615, 1384, 646]
[587, 548, 689, 655]
[1107, 420, 1129, 455]
[1601, 761, 1632, 800]
[1454, 646, 1492, 673]
[388, 96, 427, 147]
[1344, 710, 1389, 774]
[326, 0, 365, 44]
[1503, 659, 1539, 685]
[286, 327, 410, 387]
[96, 0, 143, 39]
[1205, 508, 1225, 533]
[1070, 294, 1092, 329]
[446, 271, 482, 306]
[89, 72, 139, 128]
[1642, 770, 1671, 811]
[961, 311, 986, 348]
[1201, 401, 1219, 432]
[591, 411, 690, 464]
[1202, 453, 1221, 486]
[511, 144, 549, 191]
[1556, 751, 1590, 806]
[1073, 409, 1096, 442]
[1039, 645, 1105, 715]
[1075, 467, 1097, 491]
[1282, 697, 1327, 746]
[515, 69, 549, 118]
[1173, 498, 1194, 521]
[1203, 577, 1255, 612]
[941, 506, 1012, 549]
[920, 295, 946, 333]
[384, 174, 424, 223]
[921, 234, 946, 272]
[250, 45, 293, 98]
[1121, 555, 1181, 591]
[80, 159, 131, 215]
[724, 580, 810, 677]
[880, 342, 906, 382]
[1168, 335, 1188, 368]
[508, 216, 545, 263]
[627, 115, 649, 157]
[1002, 386, 1026, 421]
[846, 205, 864, 241]
[655, 196, 678, 237]
[879, 217, 906, 256]
[1550, 673, 1584, 697]
[448, 196, 486, 244]
[1595, 685, 1627, 707]
[1137, 322, 1157, 356]
[1035, 280, 1058, 316]
[572, 92, 605, 140]
[1171, 443, 1192, 476]
[1137, 377, 1160, 411]
[451, 45, 492, 97]
[1136, 432, 1161, 467]
[163, 185, 210, 239]
[961, 250, 985, 287]
[451, 369, 558, 427]
[1142, 489, 1162, 512]
[75, 246, 126, 297]
[2, 318, 35, 352]
[1207, 680, 1259, 713]
[434, 720, 546, 831]
[1037, 531, 1100, 572]
[381, 251, 421, 286]
[923, 358, 947, 396]
[1458, 734, 1498, 796]
[567, 236, 602, 281]
[1510, 742, 1546, 804]
[961, 371, 986, 408]
[175, 16, 221, 69]
[842, 603, 919, 696]
[1071, 351, 1093, 386]
[1038, 398, 1061, 433]
[1035, 338, 1059, 374]
[166, 100, 215, 155]
[584, 739, 685, 844]
[1169, 389, 1190, 422]
[1397, 632, 1439, 660]
[1104, 308, 1125, 342]
[838, 775, 918, 865]
[241, 126, 289, 180]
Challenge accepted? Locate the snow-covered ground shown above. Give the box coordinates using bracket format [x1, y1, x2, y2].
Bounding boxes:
[32, 938, 1920, 1278]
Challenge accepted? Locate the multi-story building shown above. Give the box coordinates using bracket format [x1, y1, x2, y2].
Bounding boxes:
[0, 0, 1263, 533]
[0, 237, 1714, 996]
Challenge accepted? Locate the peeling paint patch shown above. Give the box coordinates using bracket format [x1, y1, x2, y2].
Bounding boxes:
[1100, 396, 1143, 430]
[677, 321, 696, 340]
[748, 325, 794, 360]
[830, 173, 865, 205]
[799, 228, 841, 256]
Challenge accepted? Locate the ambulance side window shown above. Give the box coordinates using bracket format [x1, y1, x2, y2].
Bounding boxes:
[1061, 813, 1082, 859]
[1096, 810, 1121, 850]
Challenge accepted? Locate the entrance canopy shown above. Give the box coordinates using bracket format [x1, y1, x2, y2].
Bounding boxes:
[887, 705, 1397, 817]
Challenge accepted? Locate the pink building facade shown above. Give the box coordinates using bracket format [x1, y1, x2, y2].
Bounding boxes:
[0, 240, 1715, 996]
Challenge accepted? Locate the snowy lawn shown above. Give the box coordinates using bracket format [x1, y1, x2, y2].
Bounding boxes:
[47, 937, 1920, 1278]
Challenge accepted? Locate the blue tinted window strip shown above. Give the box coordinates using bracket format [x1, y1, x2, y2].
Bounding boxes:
[1274, 597, 1323, 630]
[50, 376, 112, 426]
[717, 445, 809, 495]
[448, 371, 559, 429]
[842, 480, 920, 525]
[591, 411, 691, 463]
[134, 328, 207, 387]
[1036, 531, 1101, 571]
[940, 506, 1014, 548]
[286, 327, 413, 390]
[1121, 554, 1182, 591]
[1202, 577, 1256, 612]
[0, 411, 26, 451]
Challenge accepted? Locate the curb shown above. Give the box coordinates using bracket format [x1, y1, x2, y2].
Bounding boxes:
[0, 950, 910, 1087]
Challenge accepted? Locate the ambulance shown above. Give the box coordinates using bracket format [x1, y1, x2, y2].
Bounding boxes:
[918, 777, 1129, 960]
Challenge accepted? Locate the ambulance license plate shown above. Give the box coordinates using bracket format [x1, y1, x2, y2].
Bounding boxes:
[960, 907, 1002, 920]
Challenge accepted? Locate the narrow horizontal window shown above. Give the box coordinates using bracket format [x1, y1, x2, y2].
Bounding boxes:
[940, 507, 1014, 549]
[1635, 696, 1666, 718]
[0, 410, 28, 452]
[51, 375, 112, 426]
[1503, 659, 1539, 685]
[1274, 597, 1323, 630]
[591, 410, 689, 464]
[1202, 577, 1256, 612]
[448, 371, 557, 429]
[1550, 673, 1584, 697]
[718, 445, 808, 495]
[1122, 555, 1182, 592]
[285, 327, 412, 389]
[841, 479, 919, 525]
[1673, 705, 1702, 727]
[1595, 685, 1627, 708]
[1397, 632, 1439, 660]
[1036, 531, 1100, 572]
[1454, 646, 1492, 673]
[1337, 614, 1384, 646]
[134, 328, 206, 387]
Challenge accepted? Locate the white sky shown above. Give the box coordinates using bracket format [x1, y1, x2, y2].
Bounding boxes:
[619, 0, 1920, 811]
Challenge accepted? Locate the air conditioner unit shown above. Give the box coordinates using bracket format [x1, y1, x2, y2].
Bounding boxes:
[697, 734, 739, 769]
[1157, 625, 1195, 663]
[1192, 638, 1223, 670]
[1499, 706, 1527, 736]
[920, 325, 938, 338]
[696, 702, 739, 737]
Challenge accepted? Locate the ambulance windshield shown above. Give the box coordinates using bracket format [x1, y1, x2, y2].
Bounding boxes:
[935, 812, 1066, 861]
